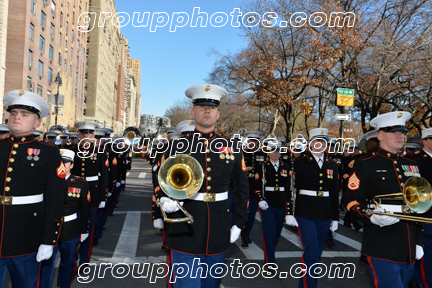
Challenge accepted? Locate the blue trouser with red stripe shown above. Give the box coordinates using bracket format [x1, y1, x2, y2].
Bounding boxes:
[167, 250, 226, 288]
[410, 217, 432, 287]
[40, 245, 59, 288]
[368, 257, 414, 288]
[242, 196, 258, 242]
[57, 237, 81, 288]
[259, 206, 285, 266]
[79, 207, 97, 265]
[296, 216, 331, 288]
[0, 253, 40, 288]
[94, 208, 105, 239]
[108, 186, 121, 215]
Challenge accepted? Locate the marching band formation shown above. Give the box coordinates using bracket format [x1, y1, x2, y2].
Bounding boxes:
[0, 85, 431, 288]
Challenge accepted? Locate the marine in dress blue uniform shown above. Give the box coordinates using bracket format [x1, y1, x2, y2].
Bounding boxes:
[241, 131, 265, 247]
[40, 149, 91, 288]
[0, 124, 10, 140]
[0, 90, 66, 287]
[71, 121, 109, 267]
[155, 84, 249, 288]
[345, 111, 424, 288]
[294, 128, 340, 288]
[254, 140, 292, 268]
[408, 128, 432, 288]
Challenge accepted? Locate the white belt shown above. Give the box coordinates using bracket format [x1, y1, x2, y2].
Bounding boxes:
[3, 193, 44, 205]
[265, 187, 285, 191]
[367, 204, 403, 213]
[86, 176, 99, 181]
[63, 213, 78, 222]
[189, 192, 228, 202]
[299, 189, 329, 197]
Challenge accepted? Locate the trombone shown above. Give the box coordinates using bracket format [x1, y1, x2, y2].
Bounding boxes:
[156, 154, 204, 224]
[367, 176, 432, 224]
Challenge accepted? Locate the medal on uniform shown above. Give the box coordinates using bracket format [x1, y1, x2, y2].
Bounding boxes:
[27, 155, 33, 160]
[220, 154, 225, 160]
[402, 165, 420, 177]
[231, 155, 235, 160]
[33, 149, 40, 161]
[68, 192, 72, 197]
[327, 169, 333, 179]
[27, 148, 35, 160]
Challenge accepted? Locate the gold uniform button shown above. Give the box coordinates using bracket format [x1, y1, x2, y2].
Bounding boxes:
[9, 158, 14, 163]
[207, 158, 211, 162]
[34, 213, 37, 216]
[57, 223, 60, 226]
[396, 168, 400, 171]
[14, 144, 18, 148]
[401, 183, 405, 187]
[382, 177, 385, 180]
[12, 151, 16, 155]
[55, 231, 58, 234]
[398, 175, 402, 179]
[319, 187, 323, 190]
[207, 186, 211, 190]
[82, 168, 85, 171]
[275, 174, 278, 177]
[207, 167, 211, 172]
[207, 177, 211, 181]
[394, 161, 397, 164]
[206, 149, 210, 153]
[53, 240, 56, 243]
[5, 187, 10, 192]
[319, 173, 323, 177]
[320, 180, 323, 183]
[276, 179, 278, 182]
[82, 163, 85, 166]
[6, 177, 11, 182]
[31, 163, 34, 166]
[8, 167, 12, 172]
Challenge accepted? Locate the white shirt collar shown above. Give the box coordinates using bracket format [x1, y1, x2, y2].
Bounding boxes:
[65, 174, 71, 181]
[424, 150, 432, 159]
[312, 154, 324, 164]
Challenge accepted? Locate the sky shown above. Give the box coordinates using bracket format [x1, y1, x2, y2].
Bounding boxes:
[114, 0, 251, 118]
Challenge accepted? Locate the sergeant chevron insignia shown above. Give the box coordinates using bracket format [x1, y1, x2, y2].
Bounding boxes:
[348, 172, 360, 190]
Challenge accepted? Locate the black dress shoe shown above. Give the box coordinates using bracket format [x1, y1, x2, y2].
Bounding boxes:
[248, 238, 252, 244]
[93, 238, 98, 246]
[354, 224, 363, 231]
[360, 255, 368, 263]
[343, 222, 352, 228]
[326, 239, 335, 248]
[161, 244, 166, 250]
[241, 240, 249, 247]
[408, 282, 422, 288]
[108, 213, 114, 216]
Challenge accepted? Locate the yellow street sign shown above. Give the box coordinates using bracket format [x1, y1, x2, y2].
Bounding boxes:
[336, 88, 354, 107]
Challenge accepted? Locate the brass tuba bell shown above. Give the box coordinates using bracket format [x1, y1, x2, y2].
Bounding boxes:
[370, 176, 432, 223]
[157, 154, 204, 224]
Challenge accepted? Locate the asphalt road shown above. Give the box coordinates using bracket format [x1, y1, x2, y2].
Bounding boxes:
[5, 157, 374, 287]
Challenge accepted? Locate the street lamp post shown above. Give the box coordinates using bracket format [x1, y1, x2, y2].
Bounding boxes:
[54, 73, 62, 125]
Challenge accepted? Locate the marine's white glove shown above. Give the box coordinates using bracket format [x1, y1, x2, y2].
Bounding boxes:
[153, 219, 164, 230]
[98, 201, 106, 208]
[370, 208, 399, 227]
[121, 180, 125, 184]
[285, 215, 298, 227]
[259, 200, 269, 211]
[36, 245, 54, 262]
[416, 245, 424, 260]
[116, 182, 121, 188]
[80, 233, 89, 242]
[160, 197, 183, 213]
[330, 220, 338, 232]
[108, 192, 112, 197]
[230, 225, 241, 243]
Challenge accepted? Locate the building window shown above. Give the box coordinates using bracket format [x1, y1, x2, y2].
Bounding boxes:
[51, 1, 56, 15]
[39, 36, 45, 52]
[37, 85, 43, 97]
[72, 30, 74, 41]
[28, 50, 33, 68]
[42, 0, 47, 5]
[31, 0, 36, 14]
[58, 53, 61, 65]
[75, 89, 77, 98]
[77, 40, 80, 50]
[49, 45, 53, 60]
[75, 72, 78, 83]
[41, 11, 46, 29]
[27, 77, 32, 91]
[30, 23, 35, 41]
[50, 23, 55, 40]
[66, 22, 68, 37]
[64, 59, 67, 71]
[76, 56, 79, 66]
[38, 61, 43, 76]
[60, 12, 63, 26]
[48, 68, 53, 82]
[47, 90, 51, 102]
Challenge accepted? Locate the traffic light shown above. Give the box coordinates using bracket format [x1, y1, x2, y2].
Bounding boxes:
[302, 102, 312, 115]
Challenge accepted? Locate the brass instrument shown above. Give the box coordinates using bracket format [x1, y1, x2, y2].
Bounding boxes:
[156, 154, 204, 224]
[49, 125, 69, 134]
[122, 126, 142, 141]
[368, 176, 432, 223]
